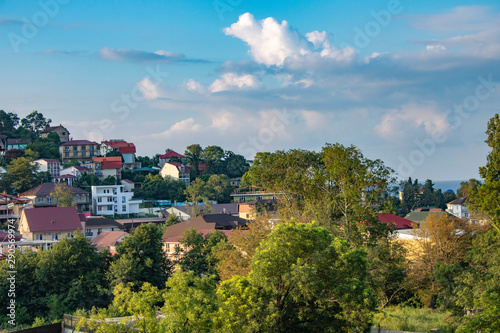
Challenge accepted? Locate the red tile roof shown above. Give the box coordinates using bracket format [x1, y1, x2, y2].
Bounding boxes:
[102, 141, 136, 154]
[22, 207, 83, 232]
[0, 231, 22, 242]
[93, 156, 122, 163]
[377, 213, 418, 230]
[93, 156, 122, 169]
[159, 150, 185, 159]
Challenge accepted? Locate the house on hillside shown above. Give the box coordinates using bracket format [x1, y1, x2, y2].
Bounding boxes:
[162, 214, 246, 260]
[377, 213, 420, 240]
[34, 158, 61, 178]
[0, 193, 33, 225]
[18, 206, 85, 242]
[91, 156, 122, 181]
[158, 150, 185, 166]
[60, 140, 99, 163]
[159, 162, 190, 186]
[91, 231, 128, 254]
[230, 186, 277, 203]
[91, 185, 141, 216]
[40, 124, 70, 143]
[100, 140, 141, 170]
[167, 203, 239, 221]
[405, 208, 446, 227]
[20, 183, 91, 213]
[238, 199, 277, 220]
[60, 165, 91, 178]
[7, 138, 30, 150]
[446, 197, 470, 220]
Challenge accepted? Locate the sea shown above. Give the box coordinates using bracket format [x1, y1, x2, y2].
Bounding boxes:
[433, 180, 468, 194]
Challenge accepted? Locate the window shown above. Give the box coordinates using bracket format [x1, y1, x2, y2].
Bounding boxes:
[86, 228, 92, 236]
[107, 197, 113, 203]
[65, 153, 69, 158]
[122, 196, 126, 203]
[122, 205, 126, 212]
[97, 228, 102, 235]
[73, 152, 78, 157]
[47, 197, 53, 204]
[90, 146, 94, 151]
[73, 146, 78, 151]
[81, 152, 86, 157]
[64, 147, 69, 151]
[35, 234, 43, 240]
[67, 233, 72, 239]
[97, 197, 102, 203]
[81, 146, 87, 151]
[52, 233, 59, 241]
[110, 228, 114, 231]
[62, 132, 66, 135]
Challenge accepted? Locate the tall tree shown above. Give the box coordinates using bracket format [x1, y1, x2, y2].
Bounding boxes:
[184, 144, 203, 178]
[456, 178, 481, 198]
[214, 221, 376, 332]
[20, 111, 51, 136]
[0, 110, 19, 134]
[3, 156, 39, 193]
[222, 150, 249, 178]
[50, 183, 74, 207]
[471, 114, 500, 230]
[202, 145, 224, 174]
[108, 223, 170, 289]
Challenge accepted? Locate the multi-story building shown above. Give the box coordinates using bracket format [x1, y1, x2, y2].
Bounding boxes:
[158, 150, 185, 166]
[59, 140, 99, 163]
[446, 197, 470, 220]
[91, 156, 122, 181]
[100, 140, 141, 170]
[20, 183, 91, 213]
[7, 138, 30, 150]
[0, 193, 33, 226]
[40, 124, 70, 143]
[91, 185, 142, 216]
[230, 186, 277, 203]
[34, 158, 61, 178]
[159, 162, 190, 186]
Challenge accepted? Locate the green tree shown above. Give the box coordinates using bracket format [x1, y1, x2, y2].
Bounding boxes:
[50, 183, 74, 207]
[222, 151, 249, 178]
[134, 173, 186, 201]
[0, 110, 19, 134]
[202, 145, 224, 174]
[160, 271, 218, 332]
[215, 221, 376, 332]
[20, 111, 51, 136]
[26, 138, 60, 160]
[3, 156, 39, 193]
[109, 223, 169, 289]
[471, 114, 500, 230]
[177, 228, 227, 278]
[456, 178, 481, 198]
[206, 174, 232, 203]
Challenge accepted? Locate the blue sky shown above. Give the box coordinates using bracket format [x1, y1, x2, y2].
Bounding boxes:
[1, 0, 500, 182]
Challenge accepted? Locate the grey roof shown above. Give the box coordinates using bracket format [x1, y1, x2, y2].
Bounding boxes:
[447, 197, 467, 205]
[21, 183, 89, 197]
[85, 217, 125, 229]
[162, 214, 247, 240]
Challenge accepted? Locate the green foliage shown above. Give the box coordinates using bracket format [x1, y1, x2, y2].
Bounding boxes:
[26, 138, 60, 160]
[109, 223, 170, 289]
[185, 144, 203, 178]
[177, 228, 227, 278]
[103, 175, 118, 185]
[456, 178, 481, 198]
[185, 174, 232, 205]
[160, 271, 218, 332]
[217, 221, 376, 332]
[0, 233, 110, 326]
[2, 156, 39, 193]
[0, 110, 19, 134]
[50, 183, 74, 207]
[134, 173, 186, 201]
[73, 173, 102, 192]
[20, 111, 51, 135]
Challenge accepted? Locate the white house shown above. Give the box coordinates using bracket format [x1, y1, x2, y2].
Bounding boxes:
[159, 162, 190, 186]
[34, 159, 61, 178]
[91, 185, 142, 216]
[446, 197, 470, 220]
[60, 165, 91, 178]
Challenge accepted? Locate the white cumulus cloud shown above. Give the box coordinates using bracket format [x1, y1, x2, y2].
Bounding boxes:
[209, 73, 262, 93]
